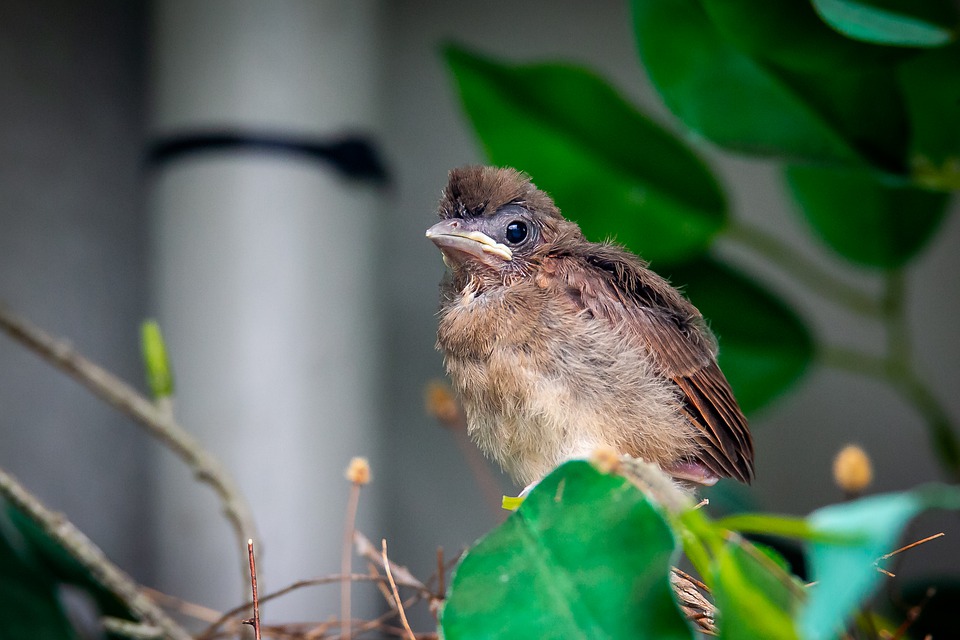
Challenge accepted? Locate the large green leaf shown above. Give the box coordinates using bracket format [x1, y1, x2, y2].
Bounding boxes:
[811, 0, 958, 47]
[441, 461, 693, 639]
[701, 0, 903, 70]
[443, 44, 726, 264]
[713, 539, 804, 640]
[898, 43, 960, 190]
[801, 485, 960, 639]
[631, 0, 908, 172]
[785, 164, 951, 268]
[665, 258, 813, 414]
[632, 0, 857, 165]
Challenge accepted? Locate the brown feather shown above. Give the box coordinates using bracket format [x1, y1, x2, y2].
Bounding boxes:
[548, 240, 755, 483]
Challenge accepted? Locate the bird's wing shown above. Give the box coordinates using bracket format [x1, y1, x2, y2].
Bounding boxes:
[550, 243, 754, 483]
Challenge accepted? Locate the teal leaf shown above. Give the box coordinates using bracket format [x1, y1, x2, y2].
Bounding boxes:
[713, 539, 804, 640]
[898, 43, 960, 190]
[665, 258, 813, 414]
[785, 164, 950, 268]
[441, 461, 693, 639]
[811, 0, 958, 47]
[801, 484, 960, 639]
[443, 43, 726, 264]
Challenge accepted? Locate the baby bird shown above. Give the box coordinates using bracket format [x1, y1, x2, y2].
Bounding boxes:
[427, 166, 753, 489]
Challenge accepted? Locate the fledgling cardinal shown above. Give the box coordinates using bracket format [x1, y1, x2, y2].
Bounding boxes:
[427, 166, 754, 491]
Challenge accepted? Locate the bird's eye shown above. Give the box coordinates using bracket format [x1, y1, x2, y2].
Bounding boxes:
[505, 220, 528, 244]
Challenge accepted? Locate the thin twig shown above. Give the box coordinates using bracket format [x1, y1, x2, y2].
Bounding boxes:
[101, 618, 163, 639]
[354, 531, 431, 595]
[382, 538, 416, 640]
[0, 304, 260, 579]
[879, 532, 945, 562]
[197, 572, 431, 640]
[341, 482, 361, 640]
[890, 588, 936, 640]
[670, 568, 717, 636]
[0, 467, 193, 640]
[140, 587, 223, 623]
[244, 540, 262, 640]
[367, 561, 396, 606]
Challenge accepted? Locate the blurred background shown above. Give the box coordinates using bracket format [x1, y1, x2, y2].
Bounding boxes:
[1, 0, 958, 632]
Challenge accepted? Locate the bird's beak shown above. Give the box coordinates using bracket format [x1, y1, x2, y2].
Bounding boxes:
[425, 219, 513, 265]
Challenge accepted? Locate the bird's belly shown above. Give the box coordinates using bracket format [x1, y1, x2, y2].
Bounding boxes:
[460, 352, 605, 485]
[448, 334, 694, 485]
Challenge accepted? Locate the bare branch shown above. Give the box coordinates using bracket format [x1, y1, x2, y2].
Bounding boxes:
[0, 304, 259, 578]
[0, 467, 193, 640]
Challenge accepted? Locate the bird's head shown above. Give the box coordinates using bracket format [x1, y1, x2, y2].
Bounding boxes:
[426, 166, 580, 286]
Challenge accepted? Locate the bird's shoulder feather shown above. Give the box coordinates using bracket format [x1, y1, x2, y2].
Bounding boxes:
[541, 241, 755, 483]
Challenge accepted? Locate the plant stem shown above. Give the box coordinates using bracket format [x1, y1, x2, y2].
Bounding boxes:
[819, 270, 960, 482]
[881, 270, 960, 481]
[725, 221, 882, 317]
[726, 222, 960, 481]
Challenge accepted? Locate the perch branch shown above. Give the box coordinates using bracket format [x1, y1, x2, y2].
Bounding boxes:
[0, 304, 260, 576]
[0, 467, 192, 640]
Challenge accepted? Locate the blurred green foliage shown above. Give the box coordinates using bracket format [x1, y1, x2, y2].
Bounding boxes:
[442, 1, 960, 637]
[441, 461, 960, 639]
[444, 0, 959, 471]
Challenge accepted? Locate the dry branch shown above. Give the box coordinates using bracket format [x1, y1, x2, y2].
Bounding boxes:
[0, 304, 259, 579]
[0, 467, 192, 640]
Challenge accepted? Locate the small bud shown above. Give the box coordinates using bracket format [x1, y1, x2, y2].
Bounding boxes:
[140, 320, 174, 399]
[345, 457, 371, 485]
[424, 379, 463, 429]
[833, 444, 873, 495]
[590, 445, 622, 475]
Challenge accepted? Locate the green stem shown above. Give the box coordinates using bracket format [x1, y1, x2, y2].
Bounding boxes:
[819, 270, 960, 482]
[725, 221, 882, 317]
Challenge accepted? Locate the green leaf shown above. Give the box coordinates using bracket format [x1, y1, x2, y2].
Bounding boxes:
[1, 498, 135, 625]
[0, 509, 77, 640]
[713, 539, 804, 640]
[785, 164, 950, 268]
[633, 0, 856, 166]
[443, 43, 726, 264]
[801, 484, 960, 639]
[141, 319, 175, 398]
[665, 258, 813, 414]
[441, 461, 693, 639]
[811, 0, 958, 47]
[700, 0, 904, 70]
[717, 513, 823, 541]
[749, 541, 793, 575]
[898, 43, 960, 189]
